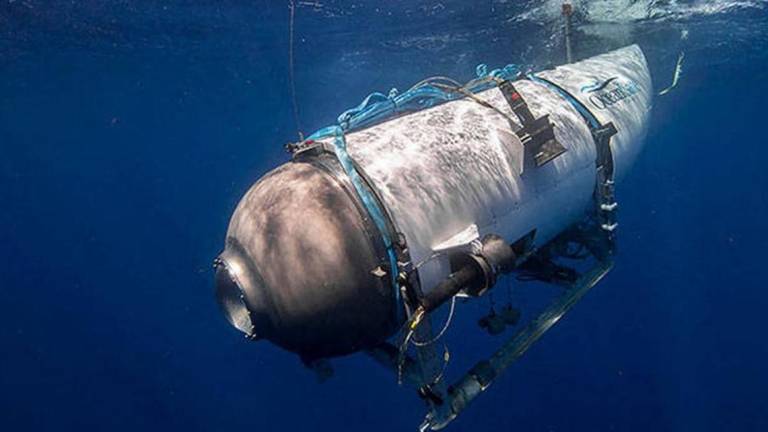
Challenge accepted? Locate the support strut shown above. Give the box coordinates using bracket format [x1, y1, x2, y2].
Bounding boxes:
[421, 258, 613, 430]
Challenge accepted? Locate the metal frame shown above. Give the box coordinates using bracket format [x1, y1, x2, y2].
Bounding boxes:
[367, 219, 616, 430]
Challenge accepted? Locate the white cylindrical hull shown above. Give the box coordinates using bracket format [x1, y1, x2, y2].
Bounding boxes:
[335, 45, 652, 292]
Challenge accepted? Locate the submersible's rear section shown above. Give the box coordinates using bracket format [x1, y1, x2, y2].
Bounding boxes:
[214, 45, 652, 364]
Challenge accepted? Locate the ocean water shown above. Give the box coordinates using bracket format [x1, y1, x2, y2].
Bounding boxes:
[1, 1, 767, 431]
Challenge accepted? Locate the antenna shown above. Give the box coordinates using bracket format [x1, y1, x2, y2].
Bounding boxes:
[562, 2, 574, 63]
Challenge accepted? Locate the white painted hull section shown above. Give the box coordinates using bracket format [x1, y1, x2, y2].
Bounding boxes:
[332, 45, 652, 293]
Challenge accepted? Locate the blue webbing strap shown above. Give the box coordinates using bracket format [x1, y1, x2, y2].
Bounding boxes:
[307, 125, 402, 321]
[527, 74, 601, 130]
[335, 65, 520, 132]
[528, 74, 620, 238]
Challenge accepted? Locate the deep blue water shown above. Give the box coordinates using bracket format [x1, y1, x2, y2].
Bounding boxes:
[2, 1, 767, 431]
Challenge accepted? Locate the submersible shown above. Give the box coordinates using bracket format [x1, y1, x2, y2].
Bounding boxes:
[214, 44, 651, 428]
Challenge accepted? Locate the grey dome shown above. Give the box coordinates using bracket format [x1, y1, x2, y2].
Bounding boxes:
[215, 161, 398, 360]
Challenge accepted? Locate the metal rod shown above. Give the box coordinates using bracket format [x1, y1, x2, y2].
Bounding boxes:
[563, 2, 574, 63]
[423, 260, 613, 430]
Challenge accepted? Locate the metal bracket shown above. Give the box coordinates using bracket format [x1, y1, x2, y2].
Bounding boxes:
[592, 122, 619, 238]
[499, 80, 567, 167]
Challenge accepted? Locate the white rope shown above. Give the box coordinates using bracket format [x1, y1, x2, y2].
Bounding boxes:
[412, 296, 457, 347]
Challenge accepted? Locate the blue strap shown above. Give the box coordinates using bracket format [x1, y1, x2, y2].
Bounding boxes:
[307, 126, 402, 322]
[334, 63, 521, 134]
[337, 91, 395, 129]
[528, 74, 601, 130]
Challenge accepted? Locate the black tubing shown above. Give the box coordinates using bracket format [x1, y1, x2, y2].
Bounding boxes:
[420, 264, 482, 313]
